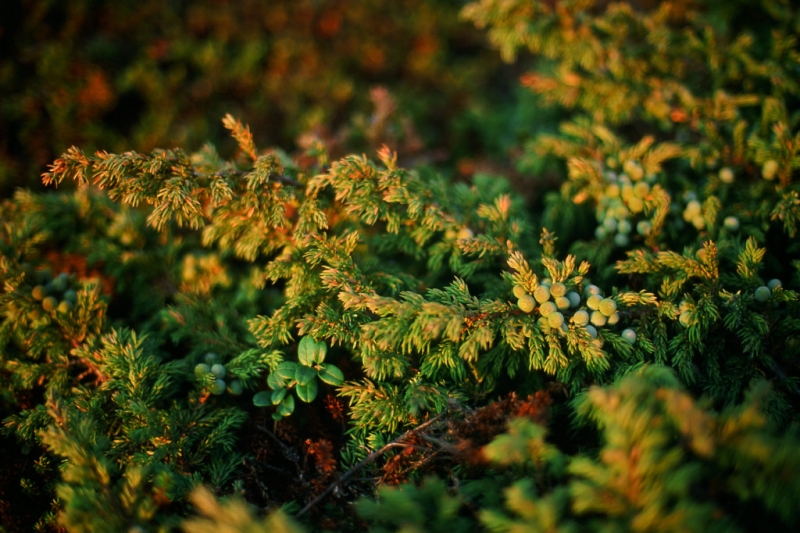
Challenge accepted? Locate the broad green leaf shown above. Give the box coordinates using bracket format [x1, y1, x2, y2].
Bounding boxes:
[295, 366, 317, 386]
[252, 391, 272, 407]
[277, 395, 295, 417]
[267, 371, 285, 390]
[298, 336, 327, 366]
[296, 380, 318, 403]
[276, 361, 299, 381]
[271, 388, 287, 405]
[317, 363, 344, 386]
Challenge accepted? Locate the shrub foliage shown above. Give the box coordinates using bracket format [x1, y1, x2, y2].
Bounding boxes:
[2, 0, 800, 531]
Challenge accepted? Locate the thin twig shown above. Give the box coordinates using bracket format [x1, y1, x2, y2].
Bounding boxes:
[255, 424, 301, 472]
[379, 448, 443, 485]
[418, 433, 461, 454]
[244, 457, 272, 503]
[295, 409, 448, 517]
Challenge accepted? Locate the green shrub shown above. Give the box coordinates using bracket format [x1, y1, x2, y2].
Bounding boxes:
[1, 0, 800, 531]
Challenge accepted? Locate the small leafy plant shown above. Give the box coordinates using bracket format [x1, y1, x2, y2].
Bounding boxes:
[253, 336, 344, 418]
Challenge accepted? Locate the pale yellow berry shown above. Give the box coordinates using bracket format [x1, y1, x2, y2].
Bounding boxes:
[457, 228, 474, 240]
[762, 159, 779, 181]
[518, 294, 536, 313]
[512, 285, 528, 299]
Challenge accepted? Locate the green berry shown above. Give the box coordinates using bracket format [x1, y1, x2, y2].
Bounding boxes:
[621, 328, 637, 344]
[636, 220, 652, 236]
[614, 233, 629, 247]
[566, 291, 581, 308]
[227, 379, 244, 396]
[572, 310, 589, 326]
[585, 325, 598, 339]
[42, 296, 58, 312]
[210, 379, 226, 395]
[512, 285, 528, 299]
[767, 279, 782, 291]
[533, 285, 551, 303]
[204, 352, 219, 365]
[517, 294, 536, 313]
[63, 289, 78, 303]
[549, 282, 566, 298]
[36, 268, 53, 283]
[539, 301, 557, 317]
[194, 363, 211, 379]
[210, 363, 227, 379]
[51, 273, 69, 293]
[595, 226, 607, 240]
[754, 286, 771, 302]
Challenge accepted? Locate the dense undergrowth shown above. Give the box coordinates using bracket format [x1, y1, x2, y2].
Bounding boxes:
[2, 0, 800, 531]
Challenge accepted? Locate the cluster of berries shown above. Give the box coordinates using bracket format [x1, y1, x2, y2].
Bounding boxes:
[720, 161, 781, 230]
[31, 270, 77, 315]
[593, 160, 656, 247]
[755, 279, 782, 302]
[514, 280, 637, 347]
[680, 162, 781, 235]
[194, 352, 243, 396]
[680, 192, 707, 231]
[676, 187, 739, 233]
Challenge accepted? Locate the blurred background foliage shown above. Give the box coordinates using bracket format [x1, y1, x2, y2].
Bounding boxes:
[0, 0, 544, 196]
